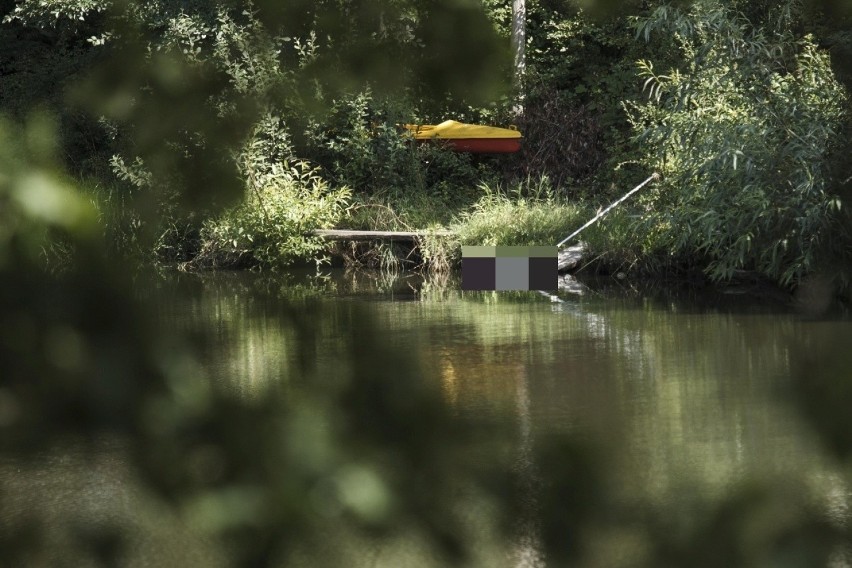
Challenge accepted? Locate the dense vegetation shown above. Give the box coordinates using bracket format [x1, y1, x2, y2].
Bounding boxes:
[3, 0, 852, 293]
[5, 1, 852, 566]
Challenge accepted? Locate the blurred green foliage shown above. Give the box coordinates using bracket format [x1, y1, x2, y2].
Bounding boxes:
[0, 2, 518, 565]
[0, 113, 523, 566]
[3, 1, 852, 564]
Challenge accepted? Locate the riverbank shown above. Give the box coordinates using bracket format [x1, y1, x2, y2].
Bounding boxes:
[156, 176, 649, 276]
[86, 169, 852, 314]
[7, 0, 852, 318]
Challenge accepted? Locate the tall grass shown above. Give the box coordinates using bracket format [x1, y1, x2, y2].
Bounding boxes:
[454, 176, 587, 247]
[414, 176, 591, 272]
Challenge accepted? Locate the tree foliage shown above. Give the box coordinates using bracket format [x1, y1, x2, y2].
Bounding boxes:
[191, 159, 352, 269]
[627, 0, 850, 285]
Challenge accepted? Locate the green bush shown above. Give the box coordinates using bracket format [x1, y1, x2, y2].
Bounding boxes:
[483, 2, 660, 194]
[192, 160, 351, 269]
[304, 91, 417, 193]
[502, 84, 606, 190]
[303, 90, 493, 198]
[627, 0, 850, 286]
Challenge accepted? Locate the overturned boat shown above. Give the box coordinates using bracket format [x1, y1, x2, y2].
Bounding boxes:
[403, 120, 522, 154]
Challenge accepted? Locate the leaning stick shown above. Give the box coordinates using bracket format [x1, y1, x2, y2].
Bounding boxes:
[556, 173, 660, 248]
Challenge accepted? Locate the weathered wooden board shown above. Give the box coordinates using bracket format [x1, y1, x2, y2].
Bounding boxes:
[312, 229, 454, 241]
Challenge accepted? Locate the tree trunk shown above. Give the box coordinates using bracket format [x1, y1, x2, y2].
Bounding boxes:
[511, 0, 526, 114]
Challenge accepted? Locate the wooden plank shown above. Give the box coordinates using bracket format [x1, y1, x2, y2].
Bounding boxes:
[312, 229, 454, 241]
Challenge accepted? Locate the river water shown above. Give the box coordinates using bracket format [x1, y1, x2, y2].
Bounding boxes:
[2, 269, 851, 567]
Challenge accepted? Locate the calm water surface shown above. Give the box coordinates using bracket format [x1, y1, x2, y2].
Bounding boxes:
[3, 269, 851, 567]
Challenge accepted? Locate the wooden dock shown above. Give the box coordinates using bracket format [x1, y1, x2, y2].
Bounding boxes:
[312, 229, 586, 272]
[312, 229, 455, 242]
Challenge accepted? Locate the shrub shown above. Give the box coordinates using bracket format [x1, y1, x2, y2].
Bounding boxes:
[190, 160, 351, 269]
[627, 0, 850, 286]
[303, 90, 492, 198]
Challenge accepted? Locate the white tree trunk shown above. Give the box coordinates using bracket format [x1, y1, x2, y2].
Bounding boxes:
[511, 0, 526, 114]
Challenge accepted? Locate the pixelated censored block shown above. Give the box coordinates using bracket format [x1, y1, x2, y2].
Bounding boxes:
[461, 246, 557, 291]
[461, 257, 496, 290]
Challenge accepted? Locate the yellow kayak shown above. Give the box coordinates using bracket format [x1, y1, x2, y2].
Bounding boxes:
[403, 120, 522, 153]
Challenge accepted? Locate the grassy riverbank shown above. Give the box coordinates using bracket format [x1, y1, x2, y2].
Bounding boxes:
[90, 164, 655, 278]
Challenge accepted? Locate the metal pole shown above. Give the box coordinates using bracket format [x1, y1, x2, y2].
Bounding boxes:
[556, 173, 659, 248]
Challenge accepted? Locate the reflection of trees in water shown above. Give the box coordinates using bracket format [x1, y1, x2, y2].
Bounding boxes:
[510, 364, 545, 568]
[422, 291, 852, 565]
[4, 254, 852, 566]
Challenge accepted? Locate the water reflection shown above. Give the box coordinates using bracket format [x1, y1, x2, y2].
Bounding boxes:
[511, 364, 545, 568]
[175, 270, 850, 563]
[3, 268, 851, 566]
